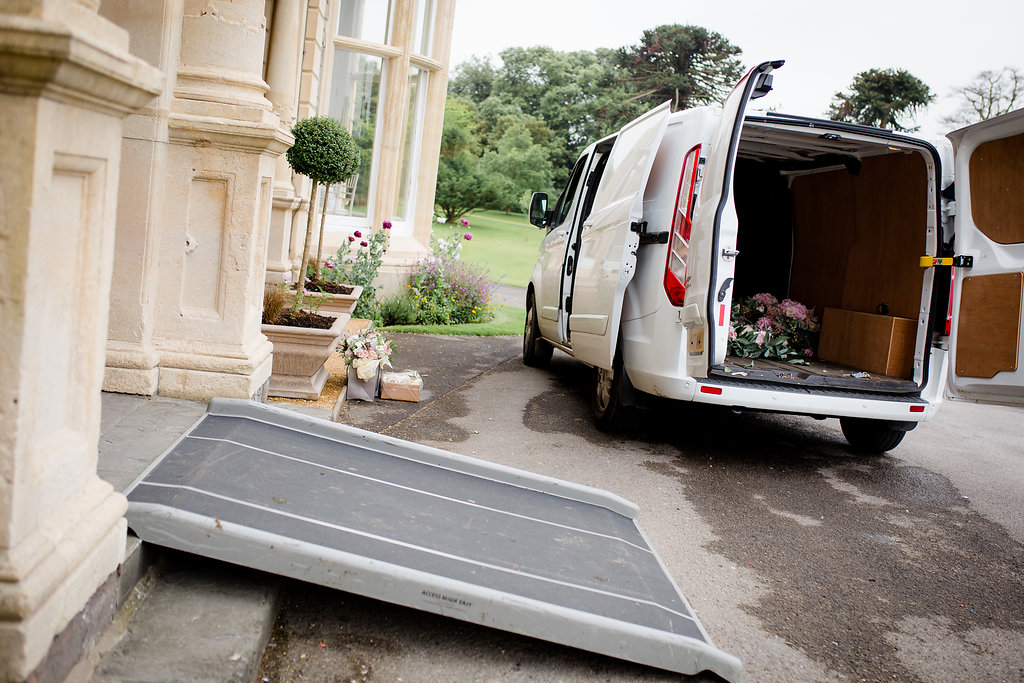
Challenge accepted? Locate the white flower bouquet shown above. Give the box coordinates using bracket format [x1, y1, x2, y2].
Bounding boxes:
[339, 328, 394, 380]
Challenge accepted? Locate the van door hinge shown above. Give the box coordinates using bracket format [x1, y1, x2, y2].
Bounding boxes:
[919, 255, 973, 268]
[630, 220, 647, 234]
[721, 248, 740, 261]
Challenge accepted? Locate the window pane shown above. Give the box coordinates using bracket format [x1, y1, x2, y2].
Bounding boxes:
[327, 49, 383, 219]
[338, 0, 391, 44]
[412, 0, 435, 54]
[395, 67, 428, 221]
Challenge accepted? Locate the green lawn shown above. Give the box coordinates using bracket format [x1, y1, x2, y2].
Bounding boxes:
[433, 210, 545, 288]
[383, 304, 525, 336]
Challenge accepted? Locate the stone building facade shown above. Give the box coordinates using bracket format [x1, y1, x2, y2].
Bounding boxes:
[0, 1, 455, 679]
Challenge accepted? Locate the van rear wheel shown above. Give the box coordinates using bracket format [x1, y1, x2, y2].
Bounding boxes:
[523, 292, 552, 368]
[592, 353, 640, 433]
[840, 417, 907, 452]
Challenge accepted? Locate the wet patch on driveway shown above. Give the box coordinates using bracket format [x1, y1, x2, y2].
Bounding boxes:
[640, 408, 1024, 682]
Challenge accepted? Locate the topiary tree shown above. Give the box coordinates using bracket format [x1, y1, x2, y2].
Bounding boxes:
[286, 116, 360, 292]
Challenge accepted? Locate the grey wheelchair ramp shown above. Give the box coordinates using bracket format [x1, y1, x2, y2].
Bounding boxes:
[125, 399, 741, 681]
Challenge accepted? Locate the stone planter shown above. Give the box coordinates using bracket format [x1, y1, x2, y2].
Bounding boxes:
[262, 313, 348, 399]
[293, 285, 363, 317]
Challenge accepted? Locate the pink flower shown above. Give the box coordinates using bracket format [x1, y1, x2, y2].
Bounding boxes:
[348, 236, 355, 242]
[463, 233, 473, 241]
[755, 316, 773, 330]
[360, 240, 368, 247]
[382, 221, 392, 229]
[324, 260, 334, 269]
[754, 330, 767, 346]
[753, 292, 778, 307]
[805, 348, 814, 357]
[460, 218, 469, 227]
[353, 230, 362, 238]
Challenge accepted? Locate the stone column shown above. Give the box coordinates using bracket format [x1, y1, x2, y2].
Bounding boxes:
[264, 0, 306, 283]
[0, 2, 161, 680]
[152, 0, 292, 400]
[101, 0, 185, 396]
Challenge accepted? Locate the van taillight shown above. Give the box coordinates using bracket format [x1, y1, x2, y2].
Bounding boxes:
[665, 145, 702, 306]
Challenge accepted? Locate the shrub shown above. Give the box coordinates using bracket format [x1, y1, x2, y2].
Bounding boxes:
[408, 254, 497, 325]
[379, 296, 419, 326]
[323, 222, 391, 322]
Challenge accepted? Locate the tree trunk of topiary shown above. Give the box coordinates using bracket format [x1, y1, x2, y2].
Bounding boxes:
[297, 178, 319, 294]
[315, 182, 331, 277]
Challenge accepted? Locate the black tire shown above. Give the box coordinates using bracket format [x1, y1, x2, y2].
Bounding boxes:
[840, 417, 907, 452]
[523, 292, 552, 368]
[592, 352, 641, 433]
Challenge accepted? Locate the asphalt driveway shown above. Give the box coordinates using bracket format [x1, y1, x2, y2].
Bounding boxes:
[259, 333, 1024, 682]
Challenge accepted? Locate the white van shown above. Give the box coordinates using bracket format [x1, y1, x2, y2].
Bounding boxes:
[523, 60, 1024, 451]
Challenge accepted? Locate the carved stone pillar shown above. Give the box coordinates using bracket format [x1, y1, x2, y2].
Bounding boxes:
[102, 0, 184, 396]
[265, 0, 306, 283]
[151, 0, 292, 400]
[0, 1, 161, 679]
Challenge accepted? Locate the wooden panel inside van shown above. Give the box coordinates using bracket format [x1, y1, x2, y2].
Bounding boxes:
[969, 132, 1024, 245]
[788, 152, 928, 320]
[955, 272, 1023, 378]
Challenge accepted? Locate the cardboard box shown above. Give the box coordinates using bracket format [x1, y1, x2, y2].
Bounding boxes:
[817, 308, 917, 378]
[381, 370, 422, 402]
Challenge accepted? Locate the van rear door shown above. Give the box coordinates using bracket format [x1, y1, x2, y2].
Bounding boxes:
[687, 60, 784, 367]
[946, 109, 1024, 405]
[568, 102, 670, 370]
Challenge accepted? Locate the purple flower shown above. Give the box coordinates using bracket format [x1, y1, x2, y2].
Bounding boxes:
[353, 230, 362, 238]
[463, 233, 473, 241]
[360, 240, 368, 247]
[460, 218, 469, 227]
[324, 260, 334, 270]
[348, 236, 355, 242]
[382, 221, 392, 229]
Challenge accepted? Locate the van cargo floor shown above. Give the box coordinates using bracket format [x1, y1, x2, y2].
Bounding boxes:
[715, 356, 919, 394]
[124, 399, 741, 681]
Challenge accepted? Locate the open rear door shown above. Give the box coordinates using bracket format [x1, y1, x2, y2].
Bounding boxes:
[568, 102, 671, 370]
[946, 109, 1024, 405]
[692, 60, 784, 366]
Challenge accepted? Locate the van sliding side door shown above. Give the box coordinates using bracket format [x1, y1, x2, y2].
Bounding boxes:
[945, 109, 1024, 405]
[567, 102, 671, 371]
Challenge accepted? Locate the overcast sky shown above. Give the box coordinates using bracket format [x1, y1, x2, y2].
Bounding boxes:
[448, 0, 1023, 138]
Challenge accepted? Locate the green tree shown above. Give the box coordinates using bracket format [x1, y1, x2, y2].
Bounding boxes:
[943, 67, 1023, 126]
[480, 114, 555, 213]
[828, 68, 934, 132]
[448, 56, 498, 104]
[285, 116, 359, 291]
[616, 24, 744, 111]
[434, 97, 490, 224]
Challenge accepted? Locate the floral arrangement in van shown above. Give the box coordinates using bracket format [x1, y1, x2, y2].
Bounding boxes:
[728, 293, 820, 362]
[339, 328, 393, 380]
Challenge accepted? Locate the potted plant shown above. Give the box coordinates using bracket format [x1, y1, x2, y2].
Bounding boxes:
[338, 328, 393, 401]
[261, 282, 347, 399]
[285, 116, 360, 295]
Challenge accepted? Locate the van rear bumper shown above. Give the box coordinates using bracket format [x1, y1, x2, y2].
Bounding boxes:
[690, 380, 938, 422]
[627, 347, 948, 422]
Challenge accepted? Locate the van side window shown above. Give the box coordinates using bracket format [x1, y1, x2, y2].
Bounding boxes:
[551, 156, 589, 228]
[578, 151, 609, 224]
